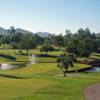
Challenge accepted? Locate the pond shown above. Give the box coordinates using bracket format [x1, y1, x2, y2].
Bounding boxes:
[84, 66, 100, 72]
[0, 54, 36, 70]
[0, 63, 27, 70]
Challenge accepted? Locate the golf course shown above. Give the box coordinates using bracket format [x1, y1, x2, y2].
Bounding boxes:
[0, 0, 100, 100]
[0, 48, 100, 100]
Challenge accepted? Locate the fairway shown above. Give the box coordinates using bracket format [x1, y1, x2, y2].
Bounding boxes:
[0, 78, 56, 100]
[0, 61, 99, 100]
[0, 49, 100, 100]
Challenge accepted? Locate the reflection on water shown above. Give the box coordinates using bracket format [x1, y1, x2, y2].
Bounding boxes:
[0, 54, 36, 70]
[84, 66, 100, 72]
[0, 63, 25, 70]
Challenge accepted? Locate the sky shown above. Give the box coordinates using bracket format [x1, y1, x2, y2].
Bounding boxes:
[0, 0, 100, 34]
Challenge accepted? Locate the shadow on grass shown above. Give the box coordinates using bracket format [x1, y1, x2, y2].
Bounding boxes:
[0, 54, 16, 61]
[36, 54, 57, 58]
[0, 74, 26, 79]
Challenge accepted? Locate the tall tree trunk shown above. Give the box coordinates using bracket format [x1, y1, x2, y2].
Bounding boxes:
[63, 71, 67, 77]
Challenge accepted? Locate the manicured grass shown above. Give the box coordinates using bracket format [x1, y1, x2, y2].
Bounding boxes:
[68, 63, 90, 71]
[0, 49, 61, 63]
[0, 63, 90, 78]
[0, 49, 100, 100]
[0, 78, 56, 100]
[0, 62, 99, 100]
[15, 79, 97, 100]
[0, 49, 28, 62]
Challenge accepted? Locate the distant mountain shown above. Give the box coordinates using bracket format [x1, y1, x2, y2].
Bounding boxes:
[0, 27, 9, 35]
[16, 29, 51, 37]
[96, 33, 100, 37]
[35, 32, 50, 37]
[0, 27, 51, 37]
[16, 28, 34, 34]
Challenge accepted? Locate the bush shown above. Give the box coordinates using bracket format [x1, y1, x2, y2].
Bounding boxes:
[40, 45, 55, 54]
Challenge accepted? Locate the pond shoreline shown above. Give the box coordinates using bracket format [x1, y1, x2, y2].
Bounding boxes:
[67, 60, 100, 73]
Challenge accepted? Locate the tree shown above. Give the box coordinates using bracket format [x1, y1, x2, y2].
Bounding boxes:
[96, 37, 100, 53]
[57, 53, 76, 77]
[65, 27, 97, 58]
[32, 34, 44, 45]
[18, 34, 36, 55]
[8, 27, 22, 44]
[81, 38, 95, 58]
[44, 36, 53, 45]
[40, 45, 54, 55]
[8, 26, 16, 34]
[65, 29, 73, 40]
[65, 38, 81, 57]
[10, 42, 17, 53]
[0, 35, 11, 47]
[53, 34, 64, 50]
[64, 29, 73, 48]
[10, 32, 22, 43]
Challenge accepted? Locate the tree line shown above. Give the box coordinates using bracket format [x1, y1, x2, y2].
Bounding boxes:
[0, 26, 100, 57]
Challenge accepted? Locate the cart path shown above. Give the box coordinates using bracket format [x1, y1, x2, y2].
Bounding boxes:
[84, 83, 100, 100]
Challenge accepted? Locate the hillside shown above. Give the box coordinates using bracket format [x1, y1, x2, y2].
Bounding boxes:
[0, 27, 50, 37]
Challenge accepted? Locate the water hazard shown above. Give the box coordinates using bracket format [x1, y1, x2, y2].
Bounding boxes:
[0, 54, 36, 70]
[84, 66, 100, 72]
